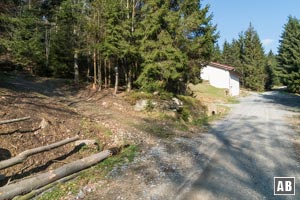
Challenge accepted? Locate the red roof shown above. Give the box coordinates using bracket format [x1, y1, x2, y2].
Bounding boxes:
[209, 62, 235, 71]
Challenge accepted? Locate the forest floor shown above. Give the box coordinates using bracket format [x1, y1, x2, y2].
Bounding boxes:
[0, 71, 217, 199]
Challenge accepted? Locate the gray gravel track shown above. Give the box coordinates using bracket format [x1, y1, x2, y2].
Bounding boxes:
[177, 91, 300, 200]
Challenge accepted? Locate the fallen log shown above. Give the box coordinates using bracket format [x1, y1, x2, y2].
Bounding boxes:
[12, 173, 79, 200]
[0, 150, 111, 200]
[0, 135, 79, 170]
[0, 117, 31, 125]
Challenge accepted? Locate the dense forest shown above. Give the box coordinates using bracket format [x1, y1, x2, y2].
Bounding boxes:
[0, 0, 299, 94]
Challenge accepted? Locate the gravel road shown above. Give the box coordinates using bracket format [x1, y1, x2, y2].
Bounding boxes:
[84, 91, 300, 200]
[176, 91, 300, 200]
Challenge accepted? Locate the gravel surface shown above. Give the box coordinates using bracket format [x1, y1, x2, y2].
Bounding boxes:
[177, 91, 300, 200]
[85, 91, 300, 200]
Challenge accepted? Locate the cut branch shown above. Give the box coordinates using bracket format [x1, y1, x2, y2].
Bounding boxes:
[0, 135, 79, 170]
[12, 173, 79, 200]
[0, 117, 31, 125]
[0, 150, 111, 200]
[0, 126, 41, 135]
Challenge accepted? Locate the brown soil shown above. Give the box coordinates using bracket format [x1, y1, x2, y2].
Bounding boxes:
[0, 72, 206, 199]
[0, 72, 142, 187]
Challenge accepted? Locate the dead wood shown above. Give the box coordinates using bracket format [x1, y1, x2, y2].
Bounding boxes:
[0, 135, 79, 170]
[0, 126, 41, 135]
[0, 117, 31, 125]
[0, 150, 111, 200]
[12, 173, 79, 200]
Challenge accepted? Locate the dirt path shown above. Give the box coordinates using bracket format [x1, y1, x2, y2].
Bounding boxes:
[85, 91, 300, 200]
[171, 92, 300, 200]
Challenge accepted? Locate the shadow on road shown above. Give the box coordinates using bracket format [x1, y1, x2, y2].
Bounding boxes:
[132, 91, 300, 200]
[261, 91, 300, 110]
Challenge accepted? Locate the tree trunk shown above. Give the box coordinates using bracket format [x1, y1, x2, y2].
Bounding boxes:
[0, 150, 111, 200]
[28, 0, 32, 10]
[93, 49, 97, 89]
[127, 64, 132, 92]
[132, 0, 136, 32]
[127, 0, 130, 19]
[0, 136, 79, 170]
[12, 173, 79, 200]
[0, 116, 30, 125]
[114, 66, 119, 95]
[74, 51, 79, 86]
[108, 59, 111, 87]
[97, 53, 102, 91]
[104, 59, 107, 88]
[86, 50, 91, 82]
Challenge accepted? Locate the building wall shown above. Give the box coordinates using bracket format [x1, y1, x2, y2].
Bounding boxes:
[200, 65, 240, 96]
[200, 65, 230, 89]
[229, 73, 240, 96]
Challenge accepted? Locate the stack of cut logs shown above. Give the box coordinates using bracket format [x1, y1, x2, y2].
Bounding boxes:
[0, 116, 112, 200]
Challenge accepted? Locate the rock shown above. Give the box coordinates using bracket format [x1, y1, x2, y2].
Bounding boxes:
[172, 97, 183, 107]
[134, 99, 149, 111]
[153, 91, 160, 96]
[76, 190, 85, 199]
[168, 97, 183, 111]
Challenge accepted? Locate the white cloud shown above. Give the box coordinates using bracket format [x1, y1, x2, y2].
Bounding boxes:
[262, 38, 274, 46]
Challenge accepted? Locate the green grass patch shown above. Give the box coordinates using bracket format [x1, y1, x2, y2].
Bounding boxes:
[189, 83, 239, 104]
[124, 91, 154, 105]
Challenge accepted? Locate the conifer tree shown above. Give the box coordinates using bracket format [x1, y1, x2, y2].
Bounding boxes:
[277, 16, 300, 93]
[0, 2, 45, 74]
[265, 50, 280, 89]
[137, 0, 218, 93]
[241, 24, 266, 91]
[137, 0, 187, 93]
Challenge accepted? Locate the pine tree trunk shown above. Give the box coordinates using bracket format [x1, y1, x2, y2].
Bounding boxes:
[28, 0, 32, 10]
[132, 0, 136, 32]
[108, 59, 111, 87]
[86, 50, 91, 82]
[97, 53, 102, 91]
[114, 66, 119, 95]
[104, 59, 107, 88]
[93, 49, 97, 89]
[127, 64, 132, 92]
[74, 52, 79, 86]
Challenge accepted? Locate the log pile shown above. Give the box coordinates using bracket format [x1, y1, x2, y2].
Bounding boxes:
[0, 116, 113, 199]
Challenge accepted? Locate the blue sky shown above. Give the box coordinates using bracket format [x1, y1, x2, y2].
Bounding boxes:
[203, 0, 300, 54]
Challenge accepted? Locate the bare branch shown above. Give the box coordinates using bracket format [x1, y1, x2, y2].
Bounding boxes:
[0, 150, 111, 200]
[0, 117, 31, 125]
[0, 135, 79, 170]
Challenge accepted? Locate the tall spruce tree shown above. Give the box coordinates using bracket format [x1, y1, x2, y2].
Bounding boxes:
[0, 1, 45, 73]
[221, 38, 244, 85]
[265, 50, 280, 89]
[137, 0, 218, 93]
[178, 1, 218, 85]
[277, 16, 300, 93]
[241, 24, 266, 91]
[137, 0, 187, 93]
[49, 0, 87, 78]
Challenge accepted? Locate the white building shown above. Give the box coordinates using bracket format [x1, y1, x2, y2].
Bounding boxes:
[200, 62, 240, 96]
